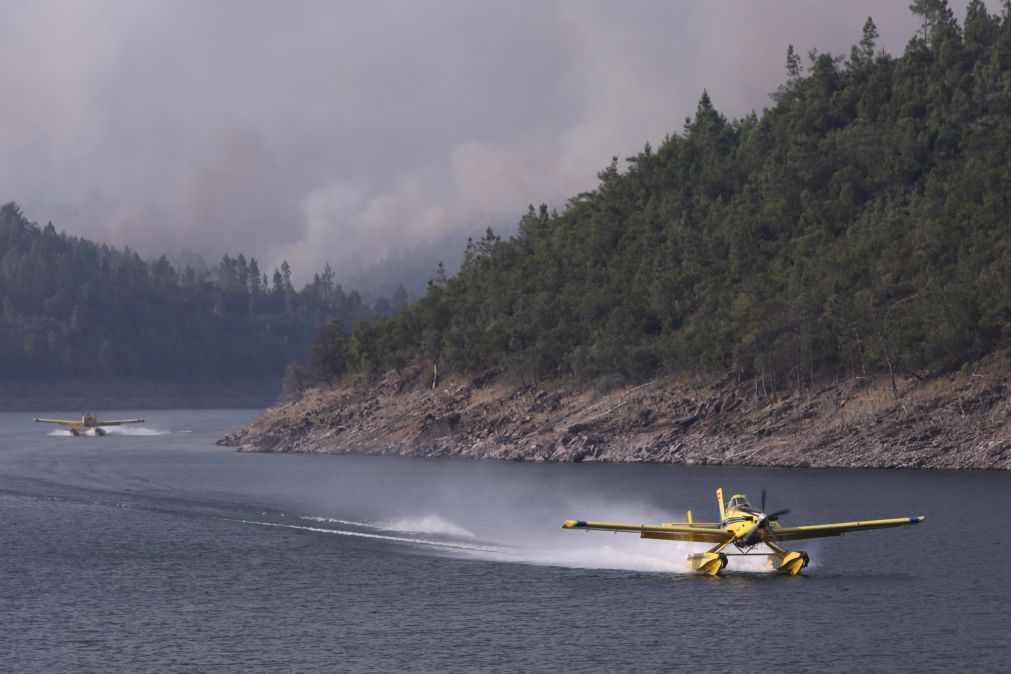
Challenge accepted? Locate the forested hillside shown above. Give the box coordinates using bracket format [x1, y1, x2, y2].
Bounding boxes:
[310, 2, 1011, 389]
[0, 203, 402, 381]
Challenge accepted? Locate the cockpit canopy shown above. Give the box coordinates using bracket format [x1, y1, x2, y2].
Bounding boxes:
[727, 494, 752, 512]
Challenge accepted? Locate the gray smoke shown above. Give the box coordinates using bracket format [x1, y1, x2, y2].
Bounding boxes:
[0, 0, 985, 284]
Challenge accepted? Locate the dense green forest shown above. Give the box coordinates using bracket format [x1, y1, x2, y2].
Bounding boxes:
[0, 202, 404, 380]
[309, 1, 1011, 389]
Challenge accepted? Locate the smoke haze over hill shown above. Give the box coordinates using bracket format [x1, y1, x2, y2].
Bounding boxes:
[0, 1, 985, 284]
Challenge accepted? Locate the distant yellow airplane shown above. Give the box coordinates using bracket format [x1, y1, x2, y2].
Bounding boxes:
[34, 412, 145, 436]
[563, 487, 925, 575]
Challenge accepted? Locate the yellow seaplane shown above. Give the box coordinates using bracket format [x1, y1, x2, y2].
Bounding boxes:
[562, 488, 925, 575]
[34, 412, 145, 436]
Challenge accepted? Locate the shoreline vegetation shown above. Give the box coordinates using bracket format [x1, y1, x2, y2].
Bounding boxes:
[0, 202, 406, 394]
[224, 6, 1011, 468]
[219, 350, 1010, 470]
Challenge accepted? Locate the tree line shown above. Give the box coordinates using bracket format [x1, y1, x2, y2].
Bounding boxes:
[0, 202, 406, 381]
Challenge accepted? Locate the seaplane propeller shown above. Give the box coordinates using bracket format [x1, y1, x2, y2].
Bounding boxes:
[737, 489, 790, 546]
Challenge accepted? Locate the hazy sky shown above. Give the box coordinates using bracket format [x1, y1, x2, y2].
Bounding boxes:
[0, 1, 991, 283]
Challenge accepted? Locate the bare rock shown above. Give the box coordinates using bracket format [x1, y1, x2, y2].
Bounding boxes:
[219, 352, 1011, 470]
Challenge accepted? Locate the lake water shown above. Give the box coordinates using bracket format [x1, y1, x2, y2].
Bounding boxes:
[1, 409, 1008, 672]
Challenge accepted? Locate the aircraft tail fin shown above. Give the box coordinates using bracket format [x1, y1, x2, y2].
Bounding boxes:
[716, 488, 726, 521]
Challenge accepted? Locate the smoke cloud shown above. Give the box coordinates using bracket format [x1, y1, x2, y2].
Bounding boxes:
[0, 1, 985, 284]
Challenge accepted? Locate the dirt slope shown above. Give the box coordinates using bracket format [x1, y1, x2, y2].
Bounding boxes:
[220, 352, 1011, 469]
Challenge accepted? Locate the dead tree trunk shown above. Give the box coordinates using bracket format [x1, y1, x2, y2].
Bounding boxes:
[878, 332, 898, 400]
[855, 330, 867, 376]
[768, 344, 777, 401]
[794, 329, 803, 394]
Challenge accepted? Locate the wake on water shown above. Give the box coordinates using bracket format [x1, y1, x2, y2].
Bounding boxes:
[47, 426, 171, 437]
[303, 514, 477, 539]
[104, 426, 171, 436]
[238, 519, 509, 555]
[256, 512, 780, 575]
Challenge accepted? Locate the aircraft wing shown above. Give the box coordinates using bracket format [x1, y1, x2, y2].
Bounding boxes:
[771, 516, 925, 541]
[95, 418, 144, 426]
[563, 520, 732, 544]
[33, 418, 81, 427]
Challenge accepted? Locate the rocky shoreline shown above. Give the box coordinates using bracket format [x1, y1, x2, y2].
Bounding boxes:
[219, 352, 1011, 470]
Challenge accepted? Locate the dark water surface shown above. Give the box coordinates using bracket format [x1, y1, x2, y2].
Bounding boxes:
[1, 410, 1008, 672]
